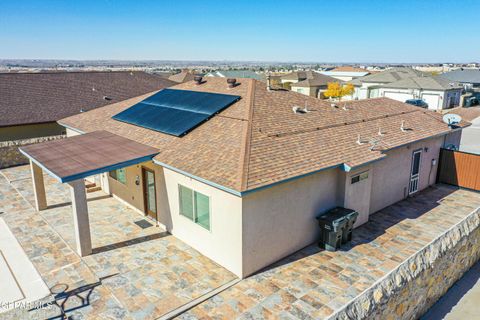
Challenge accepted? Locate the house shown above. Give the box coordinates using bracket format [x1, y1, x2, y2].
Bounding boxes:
[168, 69, 196, 83]
[374, 76, 463, 110]
[439, 68, 480, 89]
[280, 71, 341, 97]
[349, 68, 423, 100]
[349, 68, 462, 110]
[205, 70, 264, 81]
[0, 71, 175, 142]
[21, 77, 467, 279]
[320, 66, 371, 81]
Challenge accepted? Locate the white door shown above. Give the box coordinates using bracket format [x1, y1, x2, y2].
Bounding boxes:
[409, 150, 422, 195]
[421, 93, 440, 110]
[383, 91, 413, 102]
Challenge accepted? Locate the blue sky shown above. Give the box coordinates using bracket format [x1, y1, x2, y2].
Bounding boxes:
[1, 0, 479, 62]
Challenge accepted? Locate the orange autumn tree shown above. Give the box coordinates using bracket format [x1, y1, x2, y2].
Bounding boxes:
[323, 82, 354, 100]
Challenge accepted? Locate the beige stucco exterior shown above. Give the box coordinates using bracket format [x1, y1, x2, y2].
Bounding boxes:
[65, 126, 461, 278]
[160, 167, 243, 276]
[369, 136, 443, 213]
[242, 168, 339, 276]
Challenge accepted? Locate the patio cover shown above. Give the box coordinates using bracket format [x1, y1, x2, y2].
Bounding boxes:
[19, 130, 159, 182]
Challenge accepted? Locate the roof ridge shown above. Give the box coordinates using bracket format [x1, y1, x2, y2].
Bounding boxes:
[268, 109, 421, 138]
[238, 79, 256, 191]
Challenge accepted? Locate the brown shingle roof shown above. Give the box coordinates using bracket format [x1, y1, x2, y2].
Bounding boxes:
[0, 71, 176, 127]
[168, 71, 196, 83]
[291, 73, 341, 87]
[60, 78, 468, 193]
[331, 66, 370, 73]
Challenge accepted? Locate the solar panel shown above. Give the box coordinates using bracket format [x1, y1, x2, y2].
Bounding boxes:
[112, 89, 241, 136]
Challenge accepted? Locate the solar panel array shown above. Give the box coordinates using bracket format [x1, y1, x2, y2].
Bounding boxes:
[112, 89, 241, 136]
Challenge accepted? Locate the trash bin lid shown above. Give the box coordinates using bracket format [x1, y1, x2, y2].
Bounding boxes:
[317, 207, 356, 226]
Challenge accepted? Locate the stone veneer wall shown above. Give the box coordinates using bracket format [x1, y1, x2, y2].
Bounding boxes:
[330, 207, 480, 320]
[0, 135, 64, 168]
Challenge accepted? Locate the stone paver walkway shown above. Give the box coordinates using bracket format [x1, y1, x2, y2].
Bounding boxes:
[0, 165, 235, 320]
[180, 185, 480, 319]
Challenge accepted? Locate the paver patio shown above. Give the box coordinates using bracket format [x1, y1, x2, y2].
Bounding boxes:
[0, 165, 235, 320]
[180, 184, 480, 319]
[1, 164, 480, 319]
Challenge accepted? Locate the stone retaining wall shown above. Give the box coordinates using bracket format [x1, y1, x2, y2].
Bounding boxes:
[0, 135, 64, 168]
[329, 207, 480, 320]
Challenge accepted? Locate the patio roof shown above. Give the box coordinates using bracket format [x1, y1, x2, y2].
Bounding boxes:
[19, 130, 159, 183]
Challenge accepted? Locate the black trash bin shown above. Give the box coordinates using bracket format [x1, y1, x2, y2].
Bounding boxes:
[341, 209, 359, 244]
[316, 210, 348, 251]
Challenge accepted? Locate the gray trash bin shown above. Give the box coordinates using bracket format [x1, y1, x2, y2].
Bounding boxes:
[316, 210, 349, 251]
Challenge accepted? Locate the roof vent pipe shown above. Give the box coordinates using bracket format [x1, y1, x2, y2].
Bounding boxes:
[194, 75, 203, 85]
[266, 74, 272, 91]
[227, 78, 237, 88]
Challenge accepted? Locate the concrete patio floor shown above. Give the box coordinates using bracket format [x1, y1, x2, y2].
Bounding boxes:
[180, 184, 480, 319]
[0, 165, 235, 320]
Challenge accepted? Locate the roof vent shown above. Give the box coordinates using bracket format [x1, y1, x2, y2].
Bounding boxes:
[227, 78, 237, 88]
[194, 75, 203, 85]
[357, 134, 367, 145]
[103, 96, 112, 101]
[293, 102, 309, 114]
[267, 74, 272, 91]
[369, 138, 381, 151]
[400, 120, 408, 132]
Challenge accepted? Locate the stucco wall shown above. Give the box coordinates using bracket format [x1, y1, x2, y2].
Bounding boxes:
[341, 165, 373, 226]
[0, 122, 64, 142]
[160, 167, 243, 277]
[370, 136, 443, 214]
[241, 168, 339, 277]
[108, 162, 160, 216]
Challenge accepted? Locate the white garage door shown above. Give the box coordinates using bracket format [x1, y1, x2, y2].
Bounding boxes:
[383, 91, 413, 103]
[421, 94, 440, 110]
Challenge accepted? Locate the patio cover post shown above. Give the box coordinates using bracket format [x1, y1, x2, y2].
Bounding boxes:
[30, 160, 47, 211]
[68, 179, 92, 256]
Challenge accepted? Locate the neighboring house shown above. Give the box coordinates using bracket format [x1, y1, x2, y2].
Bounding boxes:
[320, 66, 370, 81]
[290, 74, 342, 98]
[0, 71, 176, 142]
[375, 76, 463, 111]
[349, 68, 462, 110]
[40, 77, 467, 279]
[439, 68, 480, 89]
[168, 70, 196, 83]
[281, 71, 341, 97]
[205, 70, 264, 80]
[349, 68, 422, 100]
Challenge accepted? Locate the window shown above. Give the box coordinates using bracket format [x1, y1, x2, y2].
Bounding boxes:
[351, 171, 369, 184]
[178, 185, 210, 230]
[109, 168, 126, 184]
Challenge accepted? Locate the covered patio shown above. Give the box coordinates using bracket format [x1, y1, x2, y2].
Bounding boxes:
[19, 130, 159, 257]
[0, 165, 236, 319]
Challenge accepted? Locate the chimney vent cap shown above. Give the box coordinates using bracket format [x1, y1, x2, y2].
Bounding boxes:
[194, 75, 203, 85]
[227, 78, 237, 88]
